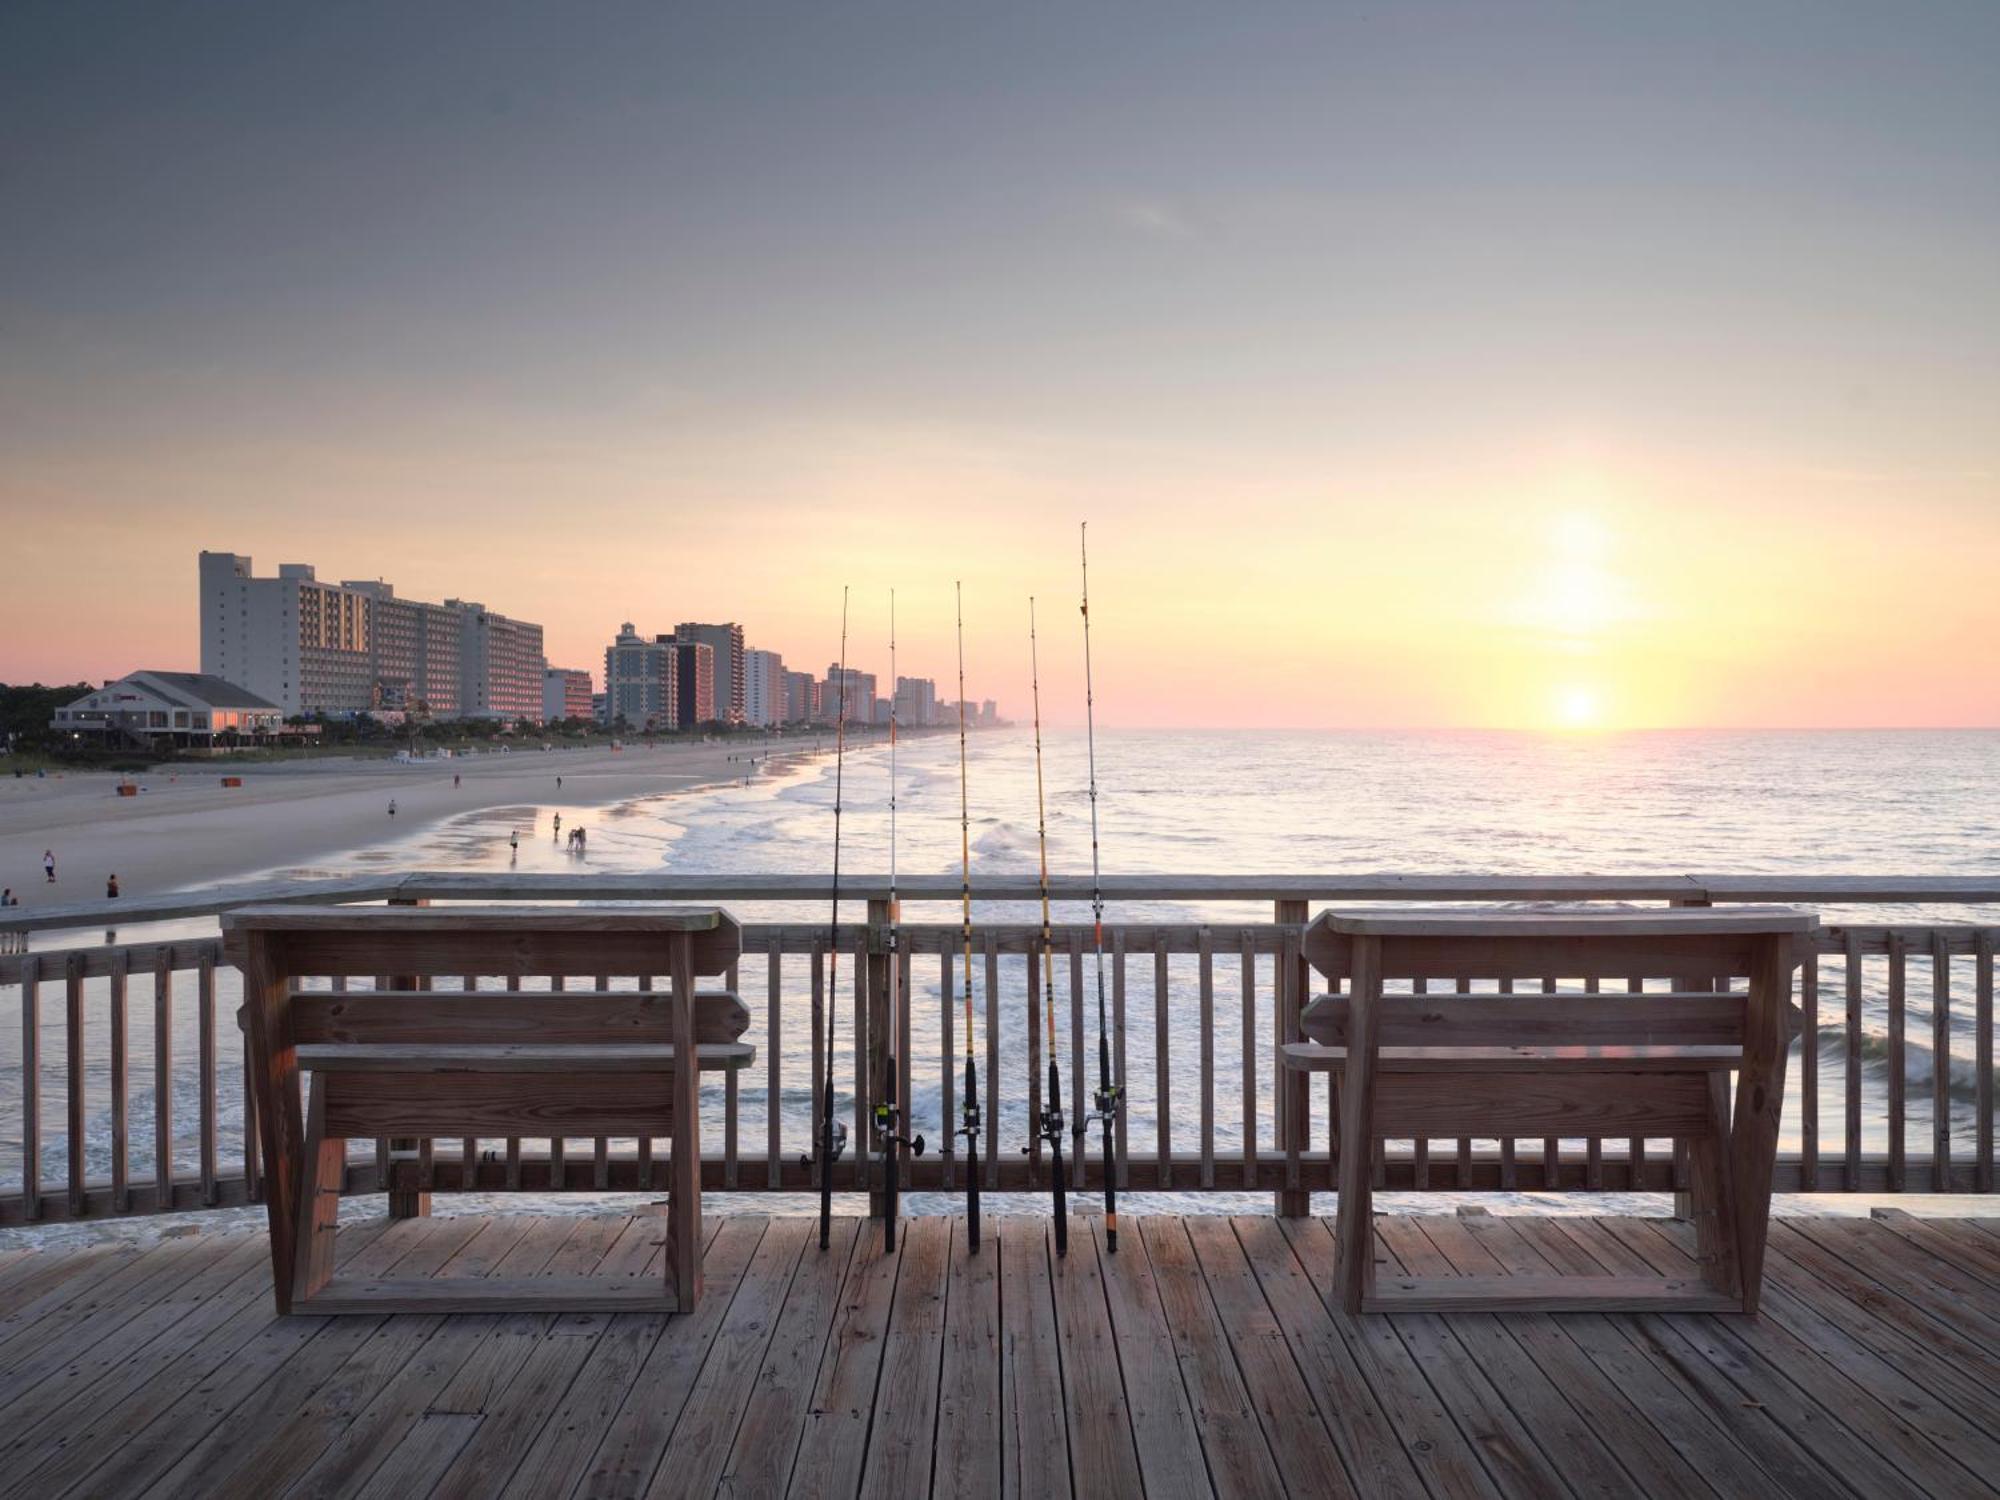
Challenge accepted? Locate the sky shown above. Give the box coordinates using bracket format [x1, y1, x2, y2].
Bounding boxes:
[1, 2, 1995, 728]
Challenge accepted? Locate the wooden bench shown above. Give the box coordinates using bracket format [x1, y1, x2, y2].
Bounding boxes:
[224, 904, 748, 1316]
[1279, 906, 1816, 1314]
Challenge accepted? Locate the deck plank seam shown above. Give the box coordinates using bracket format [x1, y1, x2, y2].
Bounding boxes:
[1590, 1218, 1885, 1500]
[1438, 1215, 1743, 1500]
[732, 1216, 863, 1500]
[1406, 1215, 1721, 1500]
[1538, 1218, 1856, 1500]
[565, 1216, 775, 1500]
[1175, 1214, 1354, 1499]
[1366, 1219, 1587, 1500]
[1102, 1215, 1225, 1500]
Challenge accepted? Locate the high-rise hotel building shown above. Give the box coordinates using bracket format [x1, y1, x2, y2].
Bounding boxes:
[603, 624, 720, 730]
[674, 639, 716, 728]
[199, 552, 544, 720]
[675, 622, 745, 725]
[343, 580, 462, 715]
[451, 600, 546, 722]
[543, 667, 595, 723]
[604, 624, 678, 730]
[743, 648, 784, 727]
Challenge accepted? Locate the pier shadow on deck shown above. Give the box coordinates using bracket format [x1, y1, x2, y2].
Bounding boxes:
[0, 1210, 1995, 1499]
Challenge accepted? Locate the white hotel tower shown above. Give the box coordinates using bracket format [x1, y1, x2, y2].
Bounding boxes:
[199, 551, 545, 721]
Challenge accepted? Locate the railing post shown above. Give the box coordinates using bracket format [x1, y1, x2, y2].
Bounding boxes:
[384, 896, 431, 1220]
[1274, 900, 1311, 1217]
[66, 951, 86, 1218]
[866, 896, 893, 1218]
[1668, 893, 1711, 1218]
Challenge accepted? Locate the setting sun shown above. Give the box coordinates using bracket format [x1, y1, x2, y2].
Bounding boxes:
[1556, 685, 1603, 730]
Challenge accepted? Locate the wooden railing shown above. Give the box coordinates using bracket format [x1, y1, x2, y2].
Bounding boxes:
[2, 873, 1994, 1224]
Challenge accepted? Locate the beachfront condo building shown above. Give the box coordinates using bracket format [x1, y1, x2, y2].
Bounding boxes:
[675, 640, 716, 728]
[743, 648, 785, 727]
[543, 667, 594, 723]
[602, 624, 722, 730]
[201, 554, 371, 718]
[449, 601, 545, 723]
[783, 669, 819, 725]
[198, 552, 546, 721]
[604, 624, 679, 731]
[343, 581, 462, 716]
[675, 622, 745, 725]
[895, 676, 939, 728]
[819, 665, 877, 726]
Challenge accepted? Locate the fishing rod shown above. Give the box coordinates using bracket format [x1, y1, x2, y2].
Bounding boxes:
[954, 582, 983, 1252]
[1074, 522, 1121, 1251]
[806, 588, 851, 1252]
[1022, 596, 1068, 1255]
[874, 589, 923, 1252]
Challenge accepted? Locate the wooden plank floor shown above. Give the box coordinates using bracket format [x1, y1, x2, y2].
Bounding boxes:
[1, 1212, 1995, 1499]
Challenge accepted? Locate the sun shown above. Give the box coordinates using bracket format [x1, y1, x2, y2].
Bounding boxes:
[1555, 686, 1602, 730]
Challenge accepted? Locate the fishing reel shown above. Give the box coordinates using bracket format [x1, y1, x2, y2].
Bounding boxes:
[1023, 1097, 1066, 1157]
[873, 1101, 925, 1157]
[1075, 1079, 1123, 1140]
[956, 1097, 982, 1147]
[799, 1117, 850, 1169]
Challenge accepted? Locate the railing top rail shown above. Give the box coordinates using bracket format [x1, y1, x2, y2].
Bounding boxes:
[4, 870, 1998, 935]
[6, 916, 1997, 983]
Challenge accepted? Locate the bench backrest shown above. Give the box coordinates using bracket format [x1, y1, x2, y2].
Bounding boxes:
[1299, 905, 1815, 1050]
[222, 903, 741, 983]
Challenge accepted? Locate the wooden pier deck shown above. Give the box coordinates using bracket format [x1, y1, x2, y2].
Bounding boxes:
[1, 1211, 1994, 1499]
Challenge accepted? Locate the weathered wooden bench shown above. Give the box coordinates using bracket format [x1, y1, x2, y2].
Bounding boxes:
[1280, 906, 1816, 1314]
[224, 904, 748, 1316]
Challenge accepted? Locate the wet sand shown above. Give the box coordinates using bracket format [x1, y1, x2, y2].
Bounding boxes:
[0, 739, 823, 910]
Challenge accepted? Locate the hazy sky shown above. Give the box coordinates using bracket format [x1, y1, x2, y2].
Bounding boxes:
[3, 3, 1995, 726]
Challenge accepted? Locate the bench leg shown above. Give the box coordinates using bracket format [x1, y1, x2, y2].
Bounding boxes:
[293, 1075, 343, 1306]
[1685, 1075, 1741, 1301]
[387, 1139, 431, 1220]
[667, 934, 702, 1312]
[1334, 938, 1381, 1314]
[1730, 939, 1792, 1314]
[382, 901, 433, 1220]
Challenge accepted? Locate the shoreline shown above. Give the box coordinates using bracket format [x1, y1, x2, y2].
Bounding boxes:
[0, 737, 842, 911]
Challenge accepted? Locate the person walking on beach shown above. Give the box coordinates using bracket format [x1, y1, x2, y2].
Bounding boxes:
[453, 772, 461, 788]
[106, 874, 120, 898]
[44, 849, 56, 883]
[556, 775, 563, 790]
[388, 798, 397, 818]
[553, 813, 561, 839]
[509, 829, 519, 856]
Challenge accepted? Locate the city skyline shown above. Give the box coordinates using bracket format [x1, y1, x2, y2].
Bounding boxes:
[187, 549, 992, 731]
[2, 6, 1995, 728]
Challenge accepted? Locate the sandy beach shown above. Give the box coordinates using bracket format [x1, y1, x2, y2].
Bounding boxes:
[0, 739, 827, 911]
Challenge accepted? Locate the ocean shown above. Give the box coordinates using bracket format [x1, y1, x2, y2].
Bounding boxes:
[6, 728, 1997, 1236]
